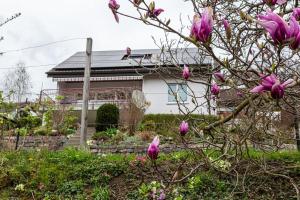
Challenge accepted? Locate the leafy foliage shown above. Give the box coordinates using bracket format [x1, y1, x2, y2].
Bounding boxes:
[92, 128, 118, 141]
[0, 150, 299, 199]
[43, 96, 77, 135]
[140, 114, 219, 139]
[96, 104, 119, 132]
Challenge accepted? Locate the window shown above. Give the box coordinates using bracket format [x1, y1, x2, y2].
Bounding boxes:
[168, 83, 187, 103]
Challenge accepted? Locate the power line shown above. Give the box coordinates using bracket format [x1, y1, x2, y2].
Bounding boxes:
[0, 63, 57, 70]
[0, 37, 86, 55]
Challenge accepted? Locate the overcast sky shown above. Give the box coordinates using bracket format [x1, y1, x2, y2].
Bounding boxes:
[0, 0, 193, 98]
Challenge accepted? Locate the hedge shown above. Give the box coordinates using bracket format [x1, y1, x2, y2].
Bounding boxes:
[141, 114, 219, 136]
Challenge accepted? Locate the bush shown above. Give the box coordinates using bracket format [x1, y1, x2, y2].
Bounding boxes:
[92, 128, 118, 141]
[142, 114, 219, 132]
[139, 120, 156, 131]
[142, 114, 219, 127]
[33, 126, 50, 136]
[110, 131, 126, 144]
[96, 104, 119, 132]
[92, 132, 110, 141]
[141, 114, 219, 138]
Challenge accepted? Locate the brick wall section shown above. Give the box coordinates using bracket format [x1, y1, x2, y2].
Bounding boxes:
[1, 136, 67, 150]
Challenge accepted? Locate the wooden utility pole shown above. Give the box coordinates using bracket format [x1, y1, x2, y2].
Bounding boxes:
[294, 109, 300, 151]
[80, 38, 93, 148]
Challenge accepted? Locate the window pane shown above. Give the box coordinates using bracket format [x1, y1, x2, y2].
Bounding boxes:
[168, 84, 177, 102]
[178, 84, 187, 102]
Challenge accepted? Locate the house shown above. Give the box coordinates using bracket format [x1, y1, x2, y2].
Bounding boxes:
[217, 88, 296, 130]
[45, 48, 213, 124]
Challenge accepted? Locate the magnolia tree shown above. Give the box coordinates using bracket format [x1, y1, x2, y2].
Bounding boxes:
[108, 0, 300, 198]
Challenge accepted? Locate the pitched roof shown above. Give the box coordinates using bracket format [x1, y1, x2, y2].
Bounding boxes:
[47, 48, 211, 77]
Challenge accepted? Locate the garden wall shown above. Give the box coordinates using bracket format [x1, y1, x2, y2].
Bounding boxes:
[89, 142, 199, 154]
[0, 136, 67, 150]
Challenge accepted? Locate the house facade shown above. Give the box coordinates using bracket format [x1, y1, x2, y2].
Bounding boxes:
[46, 48, 212, 121]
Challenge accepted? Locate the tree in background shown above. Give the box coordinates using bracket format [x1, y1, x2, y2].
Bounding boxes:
[4, 62, 32, 103]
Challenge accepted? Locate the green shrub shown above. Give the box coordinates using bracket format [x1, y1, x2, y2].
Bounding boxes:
[141, 114, 219, 137]
[105, 128, 118, 137]
[142, 114, 219, 126]
[33, 126, 50, 136]
[18, 115, 42, 133]
[96, 104, 119, 132]
[92, 128, 118, 141]
[139, 120, 156, 131]
[92, 131, 110, 141]
[110, 131, 126, 144]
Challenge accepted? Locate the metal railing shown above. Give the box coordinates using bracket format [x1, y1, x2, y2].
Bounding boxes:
[40, 87, 140, 110]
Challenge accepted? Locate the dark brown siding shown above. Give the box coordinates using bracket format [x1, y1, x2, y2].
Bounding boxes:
[58, 80, 142, 91]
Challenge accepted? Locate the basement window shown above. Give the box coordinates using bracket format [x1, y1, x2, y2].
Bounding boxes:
[122, 54, 152, 60]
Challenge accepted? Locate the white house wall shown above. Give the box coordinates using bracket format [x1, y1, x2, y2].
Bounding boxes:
[142, 76, 212, 114]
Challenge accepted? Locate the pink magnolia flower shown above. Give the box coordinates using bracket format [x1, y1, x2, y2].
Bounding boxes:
[258, 10, 289, 45]
[148, 8, 164, 18]
[108, 0, 120, 23]
[223, 19, 231, 39]
[288, 17, 300, 50]
[190, 7, 214, 43]
[263, 0, 286, 6]
[147, 136, 160, 160]
[293, 8, 300, 21]
[250, 74, 293, 99]
[153, 8, 164, 17]
[213, 72, 225, 82]
[211, 83, 220, 96]
[182, 65, 190, 80]
[179, 121, 189, 136]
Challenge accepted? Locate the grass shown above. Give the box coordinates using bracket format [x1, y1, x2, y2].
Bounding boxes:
[246, 149, 300, 162]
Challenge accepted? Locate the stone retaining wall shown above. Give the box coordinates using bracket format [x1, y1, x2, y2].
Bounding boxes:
[0, 136, 67, 150]
[89, 142, 191, 155]
[88, 141, 297, 155]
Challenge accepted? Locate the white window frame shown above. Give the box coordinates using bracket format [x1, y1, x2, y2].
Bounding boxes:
[167, 83, 188, 103]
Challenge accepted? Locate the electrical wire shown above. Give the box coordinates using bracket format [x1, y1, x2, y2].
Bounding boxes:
[0, 63, 57, 70]
[0, 37, 86, 55]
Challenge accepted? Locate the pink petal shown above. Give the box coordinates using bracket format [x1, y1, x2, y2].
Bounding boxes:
[250, 85, 265, 93]
[276, 0, 286, 5]
[281, 79, 294, 88]
[152, 136, 160, 146]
